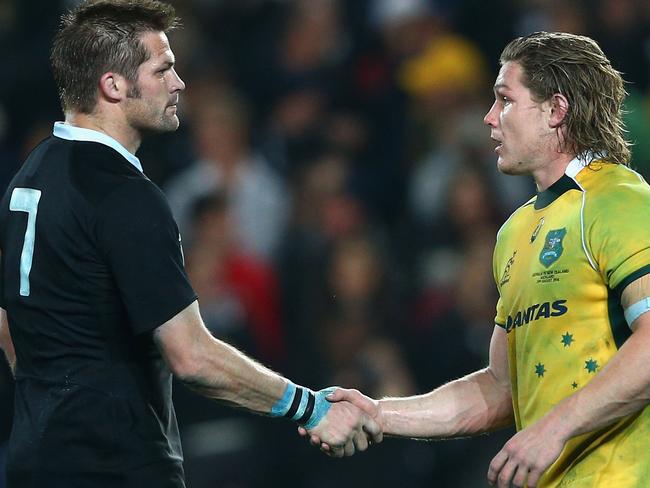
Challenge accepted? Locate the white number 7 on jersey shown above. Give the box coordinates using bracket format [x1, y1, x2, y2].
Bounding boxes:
[10, 188, 41, 297]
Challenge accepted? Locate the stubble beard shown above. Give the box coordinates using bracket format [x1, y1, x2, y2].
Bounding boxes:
[126, 88, 179, 134]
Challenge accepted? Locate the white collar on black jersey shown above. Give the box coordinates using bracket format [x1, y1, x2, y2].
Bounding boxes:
[52, 122, 143, 173]
[565, 151, 600, 178]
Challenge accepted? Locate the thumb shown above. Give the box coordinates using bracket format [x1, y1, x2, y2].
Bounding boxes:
[334, 389, 378, 416]
[325, 388, 346, 403]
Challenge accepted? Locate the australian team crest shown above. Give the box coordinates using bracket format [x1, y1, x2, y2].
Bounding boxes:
[539, 228, 566, 268]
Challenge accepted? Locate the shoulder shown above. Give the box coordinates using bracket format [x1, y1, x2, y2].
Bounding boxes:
[496, 196, 536, 242]
[579, 162, 650, 223]
[98, 176, 171, 223]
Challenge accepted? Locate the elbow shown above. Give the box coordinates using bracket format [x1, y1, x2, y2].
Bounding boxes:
[168, 352, 201, 384]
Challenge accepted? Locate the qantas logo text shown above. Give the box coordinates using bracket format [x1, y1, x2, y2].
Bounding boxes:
[505, 300, 568, 333]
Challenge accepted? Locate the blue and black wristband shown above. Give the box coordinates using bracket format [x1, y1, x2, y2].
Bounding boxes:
[270, 382, 336, 430]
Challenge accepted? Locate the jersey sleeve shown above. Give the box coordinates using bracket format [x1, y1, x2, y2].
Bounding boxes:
[586, 181, 650, 294]
[95, 179, 197, 334]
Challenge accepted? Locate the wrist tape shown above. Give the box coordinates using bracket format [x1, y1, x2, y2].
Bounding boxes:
[271, 382, 335, 429]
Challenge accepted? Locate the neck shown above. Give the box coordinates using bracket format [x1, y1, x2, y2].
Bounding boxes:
[64, 111, 141, 154]
[532, 152, 576, 192]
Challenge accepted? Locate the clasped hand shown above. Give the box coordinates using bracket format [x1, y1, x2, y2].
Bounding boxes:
[299, 388, 383, 457]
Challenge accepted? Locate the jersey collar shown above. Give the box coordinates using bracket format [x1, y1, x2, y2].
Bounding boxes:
[52, 122, 143, 173]
[533, 152, 597, 210]
[565, 151, 598, 178]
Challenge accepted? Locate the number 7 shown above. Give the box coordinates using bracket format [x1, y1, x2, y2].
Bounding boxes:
[10, 188, 41, 297]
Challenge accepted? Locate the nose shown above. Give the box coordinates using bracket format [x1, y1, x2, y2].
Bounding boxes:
[171, 68, 186, 93]
[484, 101, 498, 127]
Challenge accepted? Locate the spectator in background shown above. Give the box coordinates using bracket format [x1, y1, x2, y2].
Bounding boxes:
[319, 235, 415, 398]
[164, 87, 289, 259]
[255, 0, 348, 177]
[184, 192, 284, 366]
[407, 163, 501, 389]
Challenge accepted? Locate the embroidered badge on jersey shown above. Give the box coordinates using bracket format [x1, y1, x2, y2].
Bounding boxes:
[539, 228, 566, 267]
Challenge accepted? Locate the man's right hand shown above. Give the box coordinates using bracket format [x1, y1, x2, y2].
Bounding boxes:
[298, 388, 384, 457]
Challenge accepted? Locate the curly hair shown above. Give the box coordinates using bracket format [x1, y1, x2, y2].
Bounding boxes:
[51, 0, 179, 114]
[500, 31, 630, 165]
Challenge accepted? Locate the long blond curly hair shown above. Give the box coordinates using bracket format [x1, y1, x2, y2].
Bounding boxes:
[501, 31, 631, 165]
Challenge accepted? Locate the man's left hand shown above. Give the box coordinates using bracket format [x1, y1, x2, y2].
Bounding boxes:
[487, 416, 566, 488]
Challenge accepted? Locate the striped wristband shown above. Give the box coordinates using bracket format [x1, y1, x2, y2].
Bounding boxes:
[270, 382, 335, 429]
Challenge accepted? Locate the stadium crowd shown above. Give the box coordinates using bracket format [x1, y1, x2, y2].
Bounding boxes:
[1, 0, 649, 486]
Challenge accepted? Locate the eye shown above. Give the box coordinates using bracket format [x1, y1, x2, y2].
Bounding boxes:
[501, 96, 511, 104]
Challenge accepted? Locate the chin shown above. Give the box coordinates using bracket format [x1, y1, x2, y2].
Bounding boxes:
[150, 117, 180, 133]
[497, 158, 525, 176]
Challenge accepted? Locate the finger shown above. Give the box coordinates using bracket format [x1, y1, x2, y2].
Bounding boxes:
[497, 462, 517, 488]
[297, 426, 308, 437]
[326, 444, 343, 458]
[353, 431, 369, 452]
[526, 467, 543, 488]
[487, 450, 509, 486]
[309, 434, 321, 447]
[343, 440, 355, 457]
[511, 465, 529, 488]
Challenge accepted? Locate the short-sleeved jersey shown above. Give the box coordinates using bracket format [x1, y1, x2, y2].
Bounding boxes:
[493, 156, 650, 487]
[0, 126, 197, 487]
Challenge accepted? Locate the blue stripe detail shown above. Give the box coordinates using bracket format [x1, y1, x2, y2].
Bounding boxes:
[270, 382, 296, 417]
[302, 387, 337, 430]
[624, 297, 650, 327]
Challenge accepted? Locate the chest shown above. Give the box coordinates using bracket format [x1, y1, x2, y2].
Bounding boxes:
[496, 193, 601, 323]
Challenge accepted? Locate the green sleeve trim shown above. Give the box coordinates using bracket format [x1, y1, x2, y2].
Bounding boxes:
[495, 322, 506, 329]
[608, 288, 631, 349]
[613, 263, 650, 296]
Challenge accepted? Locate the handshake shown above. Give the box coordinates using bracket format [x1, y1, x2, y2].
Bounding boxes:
[294, 387, 384, 458]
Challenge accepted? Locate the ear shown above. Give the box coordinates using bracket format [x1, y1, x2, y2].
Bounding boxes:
[548, 93, 569, 128]
[98, 72, 127, 104]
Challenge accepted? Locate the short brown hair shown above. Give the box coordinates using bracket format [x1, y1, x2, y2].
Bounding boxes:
[500, 31, 631, 165]
[51, 0, 179, 114]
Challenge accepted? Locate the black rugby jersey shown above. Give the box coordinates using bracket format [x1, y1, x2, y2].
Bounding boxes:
[0, 123, 197, 487]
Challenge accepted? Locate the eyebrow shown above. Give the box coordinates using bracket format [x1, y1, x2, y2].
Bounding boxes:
[158, 59, 175, 70]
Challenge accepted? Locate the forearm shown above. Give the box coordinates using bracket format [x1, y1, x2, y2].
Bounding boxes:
[0, 308, 15, 377]
[543, 321, 650, 441]
[380, 367, 513, 439]
[180, 333, 287, 415]
[0, 350, 15, 377]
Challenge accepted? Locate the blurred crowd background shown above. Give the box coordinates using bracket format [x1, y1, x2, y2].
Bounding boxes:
[1, 0, 649, 486]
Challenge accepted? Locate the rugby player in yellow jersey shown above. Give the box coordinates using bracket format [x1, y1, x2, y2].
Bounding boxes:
[302, 31, 650, 487]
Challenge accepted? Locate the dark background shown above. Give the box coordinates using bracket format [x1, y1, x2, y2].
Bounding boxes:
[0, 0, 649, 486]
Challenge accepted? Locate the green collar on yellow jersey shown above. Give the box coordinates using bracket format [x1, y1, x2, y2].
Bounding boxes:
[534, 174, 581, 210]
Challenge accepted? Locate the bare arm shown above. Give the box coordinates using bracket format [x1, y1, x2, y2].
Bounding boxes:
[0, 307, 15, 377]
[325, 325, 514, 439]
[527, 274, 650, 439]
[155, 300, 382, 456]
[154, 300, 287, 412]
[488, 274, 650, 487]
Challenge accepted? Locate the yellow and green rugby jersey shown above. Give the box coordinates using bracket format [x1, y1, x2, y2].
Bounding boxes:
[493, 156, 650, 487]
